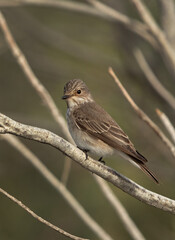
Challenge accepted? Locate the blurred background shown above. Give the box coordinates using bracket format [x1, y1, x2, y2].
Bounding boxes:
[0, 0, 175, 239]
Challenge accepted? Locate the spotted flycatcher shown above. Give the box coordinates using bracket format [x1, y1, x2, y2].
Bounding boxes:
[62, 79, 158, 183]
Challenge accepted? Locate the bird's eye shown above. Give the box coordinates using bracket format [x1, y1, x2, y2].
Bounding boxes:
[77, 90, 81, 94]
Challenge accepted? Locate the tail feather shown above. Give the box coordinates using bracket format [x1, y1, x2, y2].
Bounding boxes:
[128, 152, 159, 184]
[140, 164, 159, 184]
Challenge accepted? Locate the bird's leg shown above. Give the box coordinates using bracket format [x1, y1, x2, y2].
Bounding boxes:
[98, 157, 105, 165]
[83, 150, 89, 160]
[77, 147, 89, 160]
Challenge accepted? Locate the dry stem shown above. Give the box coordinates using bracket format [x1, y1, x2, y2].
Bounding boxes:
[108, 67, 175, 160]
[0, 11, 145, 240]
[0, 187, 88, 240]
[156, 109, 175, 143]
[0, 113, 175, 214]
[134, 48, 175, 110]
[1, 134, 113, 240]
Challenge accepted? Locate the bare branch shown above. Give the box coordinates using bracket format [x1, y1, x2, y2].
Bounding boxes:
[0, 10, 72, 184]
[0, 0, 157, 47]
[0, 0, 102, 17]
[1, 134, 113, 240]
[0, 11, 144, 239]
[2, 0, 175, 75]
[61, 156, 72, 185]
[0, 113, 175, 214]
[108, 67, 175, 160]
[130, 0, 175, 77]
[94, 176, 146, 240]
[0, 10, 72, 142]
[0, 187, 88, 240]
[134, 48, 175, 110]
[87, 0, 156, 47]
[159, 0, 175, 45]
[156, 109, 175, 143]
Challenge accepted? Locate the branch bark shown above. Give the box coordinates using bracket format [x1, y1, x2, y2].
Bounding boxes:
[94, 176, 146, 240]
[0, 113, 175, 214]
[0, 10, 73, 185]
[0, 11, 145, 240]
[1, 134, 113, 240]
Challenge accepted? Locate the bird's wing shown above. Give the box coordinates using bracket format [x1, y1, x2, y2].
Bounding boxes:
[73, 105, 147, 163]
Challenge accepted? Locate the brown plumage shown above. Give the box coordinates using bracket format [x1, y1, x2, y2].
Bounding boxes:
[63, 79, 159, 184]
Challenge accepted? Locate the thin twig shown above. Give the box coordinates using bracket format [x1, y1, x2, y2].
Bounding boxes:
[0, 10, 72, 185]
[0, 11, 71, 142]
[94, 176, 146, 240]
[0, 113, 175, 214]
[0, 187, 88, 240]
[87, 0, 156, 48]
[108, 67, 175, 160]
[159, 0, 175, 45]
[0, 0, 156, 48]
[156, 109, 175, 143]
[1, 134, 113, 240]
[134, 48, 175, 110]
[61, 156, 72, 185]
[2, 0, 175, 75]
[0, 11, 144, 240]
[0, 0, 103, 17]
[130, 0, 175, 77]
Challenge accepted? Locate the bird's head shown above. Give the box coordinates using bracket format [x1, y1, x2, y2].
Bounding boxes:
[62, 79, 93, 108]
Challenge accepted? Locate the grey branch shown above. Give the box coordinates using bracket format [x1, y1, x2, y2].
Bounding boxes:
[94, 176, 146, 240]
[159, 0, 175, 46]
[0, 0, 156, 47]
[87, 0, 156, 47]
[0, 187, 88, 240]
[130, 0, 175, 77]
[134, 48, 175, 110]
[108, 67, 175, 161]
[2, 0, 175, 75]
[1, 113, 175, 214]
[0, 11, 144, 240]
[156, 109, 175, 143]
[1, 134, 113, 240]
[0, 10, 73, 184]
[0, 11, 71, 142]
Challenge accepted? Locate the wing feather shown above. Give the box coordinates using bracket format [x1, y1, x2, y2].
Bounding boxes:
[73, 102, 147, 163]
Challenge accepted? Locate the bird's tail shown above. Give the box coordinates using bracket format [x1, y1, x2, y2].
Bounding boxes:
[139, 164, 159, 184]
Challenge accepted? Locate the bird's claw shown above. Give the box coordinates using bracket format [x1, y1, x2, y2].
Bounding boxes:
[98, 157, 105, 165]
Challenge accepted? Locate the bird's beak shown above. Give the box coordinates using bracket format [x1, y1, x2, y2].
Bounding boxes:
[62, 94, 71, 100]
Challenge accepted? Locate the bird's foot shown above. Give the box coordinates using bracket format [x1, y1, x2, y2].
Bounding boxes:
[98, 157, 105, 165]
[77, 147, 89, 160]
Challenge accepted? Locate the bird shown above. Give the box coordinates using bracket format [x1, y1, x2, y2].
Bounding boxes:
[62, 79, 159, 184]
